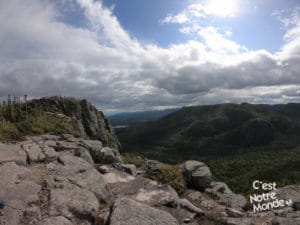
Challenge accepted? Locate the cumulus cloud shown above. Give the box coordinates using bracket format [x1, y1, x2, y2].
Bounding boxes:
[0, 0, 300, 112]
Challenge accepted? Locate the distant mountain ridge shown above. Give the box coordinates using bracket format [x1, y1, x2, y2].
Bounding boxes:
[108, 108, 179, 126]
[118, 103, 300, 154]
[116, 103, 300, 193]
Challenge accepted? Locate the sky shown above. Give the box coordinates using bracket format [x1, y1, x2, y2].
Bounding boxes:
[1, 0, 300, 113]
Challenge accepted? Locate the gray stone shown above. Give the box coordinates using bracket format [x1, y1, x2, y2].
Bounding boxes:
[0, 162, 41, 225]
[188, 191, 203, 203]
[43, 146, 59, 162]
[224, 217, 255, 225]
[98, 147, 122, 164]
[272, 216, 300, 225]
[178, 198, 204, 215]
[55, 141, 80, 151]
[183, 160, 212, 190]
[74, 147, 94, 165]
[49, 183, 99, 221]
[214, 192, 247, 211]
[121, 164, 137, 176]
[81, 140, 103, 160]
[275, 185, 300, 211]
[0, 143, 27, 166]
[225, 207, 245, 218]
[146, 160, 162, 175]
[47, 155, 109, 202]
[134, 183, 179, 207]
[44, 140, 58, 148]
[37, 216, 74, 225]
[23, 205, 41, 222]
[98, 165, 110, 174]
[22, 142, 45, 163]
[110, 198, 179, 225]
[206, 181, 232, 194]
[61, 134, 79, 142]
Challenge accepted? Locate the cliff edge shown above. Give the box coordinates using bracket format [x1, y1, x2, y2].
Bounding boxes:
[27, 96, 121, 150]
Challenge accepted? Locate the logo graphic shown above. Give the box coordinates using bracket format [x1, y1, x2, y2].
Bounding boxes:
[249, 180, 292, 213]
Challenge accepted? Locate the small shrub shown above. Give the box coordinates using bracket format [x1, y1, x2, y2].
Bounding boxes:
[122, 153, 146, 169]
[148, 164, 186, 195]
[0, 122, 20, 141]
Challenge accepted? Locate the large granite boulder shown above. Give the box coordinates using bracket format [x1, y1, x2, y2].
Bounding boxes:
[110, 198, 179, 225]
[146, 160, 162, 175]
[81, 140, 103, 160]
[98, 147, 121, 164]
[183, 160, 212, 190]
[81, 140, 121, 164]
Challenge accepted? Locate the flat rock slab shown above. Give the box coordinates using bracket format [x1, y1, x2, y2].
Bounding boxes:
[105, 170, 179, 207]
[0, 143, 27, 166]
[0, 162, 41, 225]
[110, 198, 179, 225]
[49, 183, 99, 221]
[46, 155, 109, 202]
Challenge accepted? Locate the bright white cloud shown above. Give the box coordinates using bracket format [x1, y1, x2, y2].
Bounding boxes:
[161, 1, 246, 59]
[0, 0, 300, 112]
[204, 0, 239, 18]
[162, 0, 239, 25]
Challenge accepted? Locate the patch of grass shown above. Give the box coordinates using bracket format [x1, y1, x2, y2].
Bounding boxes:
[0, 103, 83, 141]
[0, 122, 20, 140]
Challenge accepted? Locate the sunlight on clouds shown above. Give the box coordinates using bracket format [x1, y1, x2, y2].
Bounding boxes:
[204, 0, 239, 18]
[161, 0, 240, 26]
[161, 0, 244, 60]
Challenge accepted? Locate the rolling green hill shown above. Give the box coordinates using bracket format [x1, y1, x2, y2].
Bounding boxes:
[117, 103, 300, 194]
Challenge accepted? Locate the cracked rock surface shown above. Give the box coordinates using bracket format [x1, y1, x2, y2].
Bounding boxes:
[0, 134, 299, 225]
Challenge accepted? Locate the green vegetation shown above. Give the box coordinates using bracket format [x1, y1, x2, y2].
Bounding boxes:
[122, 153, 146, 169]
[0, 96, 82, 141]
[146, 164, 186, 195]
[121, 153, 186, 194]
[116, 103, 300, 194]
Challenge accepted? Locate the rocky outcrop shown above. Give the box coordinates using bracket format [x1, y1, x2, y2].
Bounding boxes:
[28, 97, 121, 150]
[0, 134, 117, 225]
[0, 135, 299, 225]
